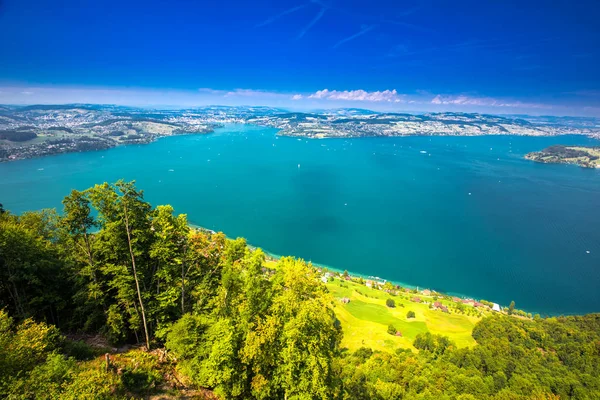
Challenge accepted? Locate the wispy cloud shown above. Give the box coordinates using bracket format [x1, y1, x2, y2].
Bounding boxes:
[305, 89, 403, 102]
[298, 7, 326, 38]
[198, 88, 292, 100]
[223, 88, 287, 98]
[565, 89, 600, 97]
[333, 25, 377, 48]
[255, 4, 307, 28]
[431, 95, 551, 109]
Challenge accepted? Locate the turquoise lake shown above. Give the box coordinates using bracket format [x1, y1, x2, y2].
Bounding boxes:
[1, 124, 599, 315]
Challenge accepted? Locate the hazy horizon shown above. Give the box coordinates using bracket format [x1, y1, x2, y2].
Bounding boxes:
[1, 0, 599, 117]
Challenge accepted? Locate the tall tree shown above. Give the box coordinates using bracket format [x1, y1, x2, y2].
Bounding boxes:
[149, 205, 189, 336]
[88, 181, 153, 348]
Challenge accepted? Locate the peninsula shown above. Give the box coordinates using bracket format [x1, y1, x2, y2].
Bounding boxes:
[525, 145, 600, 168]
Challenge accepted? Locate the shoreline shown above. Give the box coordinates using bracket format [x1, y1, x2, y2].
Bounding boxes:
[3, 119, 600, 163]
[188, 222, 519, 315]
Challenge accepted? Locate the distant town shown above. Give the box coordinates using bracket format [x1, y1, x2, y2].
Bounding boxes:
[1, 104, 600, 162]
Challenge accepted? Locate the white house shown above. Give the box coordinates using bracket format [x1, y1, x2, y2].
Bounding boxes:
[492, 303, 501, 312]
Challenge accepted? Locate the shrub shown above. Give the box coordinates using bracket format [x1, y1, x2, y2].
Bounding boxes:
[387, 324, 397, 335]
[386, 298, 396, 308]
[63, 340, 96, 361]
[407, 311, 416, 319]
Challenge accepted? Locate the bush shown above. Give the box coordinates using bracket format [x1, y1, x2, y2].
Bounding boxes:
[407, 311, 416, 319]
[63, 340, 96, 361]
[386, 298, 396, 308]
[387, 324, 397, 335]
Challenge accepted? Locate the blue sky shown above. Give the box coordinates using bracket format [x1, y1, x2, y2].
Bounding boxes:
[0, 0, 599, 115]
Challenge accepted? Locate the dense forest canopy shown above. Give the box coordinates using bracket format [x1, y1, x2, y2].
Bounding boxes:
[1, 181, 599, 399]
[0, 130, 37, 142]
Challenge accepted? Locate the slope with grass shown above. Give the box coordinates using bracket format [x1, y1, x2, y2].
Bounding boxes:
[326, 279, 482, 351]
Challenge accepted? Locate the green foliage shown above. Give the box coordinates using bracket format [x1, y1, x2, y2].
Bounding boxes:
[2, 182, 600, 399]
[413, 332, 454, 355]
[0, 210, 71, 325]
[0, 310, 63, 396]
[167, 255, 341, 399]
[387, 324, 397, 335]
[508, 300, 516, 315]
[62, 340, 96, 361]
[334, 313, 600, 399]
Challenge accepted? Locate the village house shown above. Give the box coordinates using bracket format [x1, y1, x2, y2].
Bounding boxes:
[422, 289, 431, 296]
[433, 301, 449, 313]
[411, 297, 422, 303]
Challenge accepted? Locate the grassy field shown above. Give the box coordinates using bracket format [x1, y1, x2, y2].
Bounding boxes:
[325, 278, 482, 352]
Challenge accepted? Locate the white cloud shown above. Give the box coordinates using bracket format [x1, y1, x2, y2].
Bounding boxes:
[225, 89, 280, 97]
[307, 89, 403, 102]
[1, 85, 596, 116]
[198, 88, 286, 98]
[431, 94, 551, 109]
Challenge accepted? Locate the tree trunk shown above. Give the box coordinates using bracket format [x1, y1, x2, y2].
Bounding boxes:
[7, 264, 25, 318]
[181, 258, 185, 314]
[83, 231, 95, 281]
[123, 202, 150, 350]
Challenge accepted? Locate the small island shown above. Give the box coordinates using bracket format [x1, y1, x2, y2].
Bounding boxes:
[525, 145, 600, 168]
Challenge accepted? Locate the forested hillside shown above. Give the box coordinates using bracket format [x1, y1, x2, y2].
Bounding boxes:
[1, 182, 599, 399]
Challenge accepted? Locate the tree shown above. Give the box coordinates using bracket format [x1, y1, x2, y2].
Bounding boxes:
[0, 203, 4, 214]
[407, 311, 415, 319]
[149, 205, 189, 335]
[343, 270, 349, 279]
[387, 324, 397, 335]
[0, 211, 69, 325]
[184, 230, 227, 313]
[88, 181, 154, 348]
[61, 189, 105, 331]
[383, 281, 395, 292]
[508, 301, 515, 315]
[386, 298, 395, 308]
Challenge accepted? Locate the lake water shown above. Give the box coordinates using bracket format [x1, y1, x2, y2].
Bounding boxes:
[1, 124, 599, 315]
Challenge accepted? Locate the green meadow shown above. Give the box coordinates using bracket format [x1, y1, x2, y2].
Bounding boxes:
[326, 278, 482, 351]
